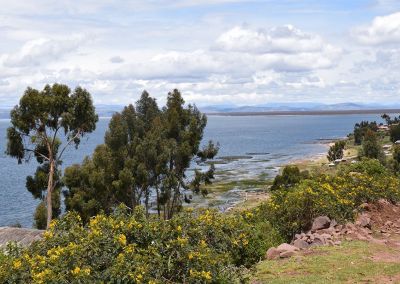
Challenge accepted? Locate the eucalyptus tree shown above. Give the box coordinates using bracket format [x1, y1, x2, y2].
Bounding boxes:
[6, 84, 98, 228]
[64, 89, 218, 221]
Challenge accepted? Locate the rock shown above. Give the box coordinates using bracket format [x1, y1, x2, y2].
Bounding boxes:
[266, 247, 280, 260]
[293, 239, 310, 249]
[321, 233, 332, 240]
[310, 235, 325, 247]
[334, 241, 342, 245]
[356, 214, 371, 229]
[280, 250, 296, 258]
[276, 243, 299, 253]
[330, 219, 338, 228]
[356, 233, 367, 241]
[385, 221, 393, 227]
[311, 216, 331, 232]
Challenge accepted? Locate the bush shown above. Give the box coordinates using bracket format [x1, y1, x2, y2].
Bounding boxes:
[271, 165, 309, 191]
[264, 163, 400, 239]
[34, 202, 47, 230]
[0, 206, 282, 283]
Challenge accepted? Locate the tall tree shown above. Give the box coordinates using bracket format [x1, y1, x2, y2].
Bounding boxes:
[327, 140, 346, 162]
[359, 129, 385, 163]
[64, 89, 218, 222]
[6, 84, 98, 228]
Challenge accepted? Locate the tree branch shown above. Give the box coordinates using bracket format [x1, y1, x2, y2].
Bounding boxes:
[57, 130, 81, 160]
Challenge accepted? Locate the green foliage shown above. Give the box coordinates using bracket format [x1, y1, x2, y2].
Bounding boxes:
[64, 89, 218, 222]
[264, 160, 400, 239]
[389, 124, 400, 143]
[271, 165, 309, 191]
[0, 206, 282, 283]
[327, 141, 346, 162]
[34, 202, 47, 230]
[359, 129, 385, 163]
[353, 121, 378, 145]
[6, 83, 98, 228]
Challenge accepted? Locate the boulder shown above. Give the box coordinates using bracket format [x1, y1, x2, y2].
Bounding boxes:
[311, 216, 331, 232]
[329, 219, 338, 228]
[276, 243, 299, 253]
[293, 239, 310, 249]
[311, 235, 325, 247]
[280, 250, 296, 258]
[356, 214, 371, 229]
[266, 247, 280, 260]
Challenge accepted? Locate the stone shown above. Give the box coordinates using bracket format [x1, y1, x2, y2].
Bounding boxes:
[266, 247, 280, 260]
[356, 214, 371, 229]
[385, 221, 393, 227]
[330, 219, 338, 228]
[334, 241, 342, 245]
[321, 233, 332, 240]
[356, 233, 367, 241]
[280, 251, 296, 258]
[293, 239, 310, 249]
[276, 243, 299, 253]
[313, 235, 326, 245]
[311, 216, 331, 232]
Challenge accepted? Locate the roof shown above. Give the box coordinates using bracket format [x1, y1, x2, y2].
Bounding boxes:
[0, 227, 43, 248]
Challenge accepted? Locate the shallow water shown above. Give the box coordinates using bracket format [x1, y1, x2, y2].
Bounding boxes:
[0, 114, 383, 227]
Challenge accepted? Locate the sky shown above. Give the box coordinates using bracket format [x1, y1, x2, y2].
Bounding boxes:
[1, 0, 400, 107]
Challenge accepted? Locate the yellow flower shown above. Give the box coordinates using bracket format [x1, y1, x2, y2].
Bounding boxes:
[71, 266, 81, 275]
[118, 234, 127, 246]
[13, 260, 22, 269]
[201, 271, 212, 280]
[177, 225, 182, 232]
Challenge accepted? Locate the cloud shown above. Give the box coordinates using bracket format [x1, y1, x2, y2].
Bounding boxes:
[109, 56, 124, 63]
[353, 12, 400, 45]
[2, 35, 84, 67]
[215, 25, 328, 54]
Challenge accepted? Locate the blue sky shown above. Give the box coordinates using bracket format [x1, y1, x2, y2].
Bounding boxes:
[1, 0, 400, 106]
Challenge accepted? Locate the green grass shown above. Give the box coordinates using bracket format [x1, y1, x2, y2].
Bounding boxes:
[252, 241, 400, 284]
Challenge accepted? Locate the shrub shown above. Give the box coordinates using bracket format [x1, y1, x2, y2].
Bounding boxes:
[265, 166, 400, 239]
[271, 165, 309, 191]
[0, 206, 282, 283]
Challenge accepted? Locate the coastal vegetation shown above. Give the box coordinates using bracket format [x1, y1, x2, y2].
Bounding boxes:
[3, 87, 400, 283]
[6, 84, 98, 229]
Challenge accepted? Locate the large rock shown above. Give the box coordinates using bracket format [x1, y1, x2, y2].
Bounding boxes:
[265, 247, 280, 260]
[280, 250, 296, 258]
[311, 216, 331, 232]
[293, 239, 310, 249]
[276, 243, 299, 253]
[356, 214, 371, 229]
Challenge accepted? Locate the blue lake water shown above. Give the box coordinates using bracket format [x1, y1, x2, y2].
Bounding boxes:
[0, 114, 384, 227]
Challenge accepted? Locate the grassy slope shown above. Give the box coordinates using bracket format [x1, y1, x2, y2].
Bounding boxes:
[252, 241, 400, 284]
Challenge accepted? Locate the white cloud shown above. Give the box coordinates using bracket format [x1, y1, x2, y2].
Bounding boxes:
[2, 35, 85, 67]
[353, 12, 400, 45]
[215, 25, 328, 54]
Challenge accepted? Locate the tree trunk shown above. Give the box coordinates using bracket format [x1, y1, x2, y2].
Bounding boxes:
[46, 159, 55, 229]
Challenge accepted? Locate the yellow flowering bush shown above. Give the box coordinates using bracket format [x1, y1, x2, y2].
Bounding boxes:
[0, 206, 281, 283]
[264, 159, 400, 238]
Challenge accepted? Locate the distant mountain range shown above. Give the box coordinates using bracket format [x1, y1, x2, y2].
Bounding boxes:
[1, 103, 400, 119]
[198, 103, 400, 113]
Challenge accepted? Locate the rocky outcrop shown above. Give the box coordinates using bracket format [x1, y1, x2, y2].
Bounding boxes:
[0, 227, 43, 248]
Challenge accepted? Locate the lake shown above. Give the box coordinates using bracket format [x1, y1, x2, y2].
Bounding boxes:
[0, 114, 384, 227]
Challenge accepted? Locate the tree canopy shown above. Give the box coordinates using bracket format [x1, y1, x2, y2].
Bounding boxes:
[64, 89, 218, 222]
[6, 84, 98, 228]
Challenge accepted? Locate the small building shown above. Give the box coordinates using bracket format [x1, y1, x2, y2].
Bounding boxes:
[383, 144, 392, 150]
[378, 125, 389, 132]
